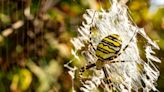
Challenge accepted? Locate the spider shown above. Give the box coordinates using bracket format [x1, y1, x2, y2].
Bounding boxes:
[79, 28, 137, 87]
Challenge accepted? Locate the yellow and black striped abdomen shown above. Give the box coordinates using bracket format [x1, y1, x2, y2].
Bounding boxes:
[96, 34, 122, 60]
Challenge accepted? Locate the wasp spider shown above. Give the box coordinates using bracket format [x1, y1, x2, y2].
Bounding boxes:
[79, 30, 137, 88]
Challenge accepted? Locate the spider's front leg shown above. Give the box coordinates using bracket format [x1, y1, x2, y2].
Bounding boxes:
[79, 63, 96, 73]
[78, 60, 104, 79]
[78, 64, 96, 82]
[78, 63, 97, 80]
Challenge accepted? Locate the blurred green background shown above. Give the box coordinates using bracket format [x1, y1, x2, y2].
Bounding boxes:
[0, 0, 163, 92]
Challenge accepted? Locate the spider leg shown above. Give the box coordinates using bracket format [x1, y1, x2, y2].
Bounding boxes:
[79, 63, 96, 73]
[89, 37, 96, 51]
[88, 10, 97, 51]
[117, 43, 130, 57]
[118, 29, 138, 56]
[106, 60, 125, 64]
[102, 67, 113, 89]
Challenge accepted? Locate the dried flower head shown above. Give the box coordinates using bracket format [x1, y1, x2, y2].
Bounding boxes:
[65, 0, 161, 92]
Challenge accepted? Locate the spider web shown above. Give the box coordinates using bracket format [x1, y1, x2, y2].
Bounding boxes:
[65, 0, 161, 92]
